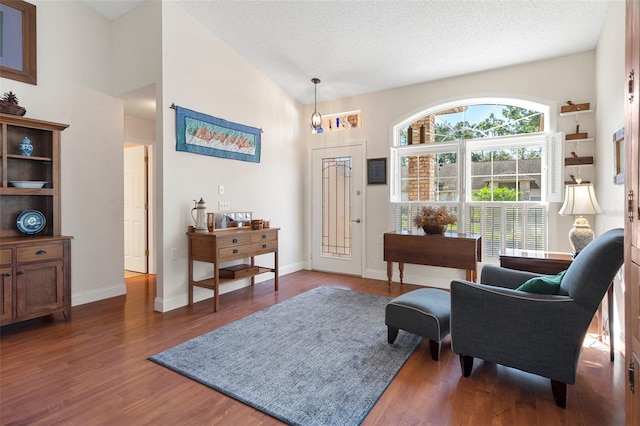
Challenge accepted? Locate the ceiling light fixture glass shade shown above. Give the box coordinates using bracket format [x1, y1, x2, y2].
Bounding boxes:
[558, 183, 603, 256]
[310, 78, 322, 131]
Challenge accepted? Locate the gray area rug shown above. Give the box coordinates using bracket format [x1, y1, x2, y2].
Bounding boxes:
[150, 287, 421, 426]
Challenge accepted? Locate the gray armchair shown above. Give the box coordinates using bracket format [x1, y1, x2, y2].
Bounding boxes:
[450, 228, 624, 408]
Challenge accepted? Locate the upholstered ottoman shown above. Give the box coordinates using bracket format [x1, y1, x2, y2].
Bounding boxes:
[385, 288, 451, 361]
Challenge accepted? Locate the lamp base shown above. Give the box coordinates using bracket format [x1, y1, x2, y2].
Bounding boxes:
[568, 216, 595, 257]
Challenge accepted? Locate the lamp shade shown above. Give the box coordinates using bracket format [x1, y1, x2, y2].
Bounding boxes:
[558, 184, 603, 216]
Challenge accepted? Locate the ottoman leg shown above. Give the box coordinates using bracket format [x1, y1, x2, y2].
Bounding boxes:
[388, 326, 399, 344]
[429, 340, 441, 361]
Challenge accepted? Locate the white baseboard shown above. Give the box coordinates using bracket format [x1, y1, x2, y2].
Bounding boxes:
[72, 283, 127, 306]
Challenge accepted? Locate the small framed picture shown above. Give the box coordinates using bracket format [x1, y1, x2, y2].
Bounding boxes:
[367, 158, 387, 185]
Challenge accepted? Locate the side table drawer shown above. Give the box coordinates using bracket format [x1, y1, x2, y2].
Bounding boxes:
[249, 230, 277, 243]
[218, 240, 278, 259]
[216, 233, 254, 248]
[17, 243, 64, 263]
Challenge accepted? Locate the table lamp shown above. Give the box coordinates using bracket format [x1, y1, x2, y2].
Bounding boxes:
[558, 183, 603, 257]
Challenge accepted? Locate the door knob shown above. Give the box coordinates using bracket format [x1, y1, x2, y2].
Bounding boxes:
[351, 219, 361, 223]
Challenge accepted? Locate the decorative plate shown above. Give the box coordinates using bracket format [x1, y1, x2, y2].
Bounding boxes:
[16, 210, 46, 235]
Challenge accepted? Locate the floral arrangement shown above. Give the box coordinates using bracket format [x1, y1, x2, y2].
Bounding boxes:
[413, 205, 457, 228]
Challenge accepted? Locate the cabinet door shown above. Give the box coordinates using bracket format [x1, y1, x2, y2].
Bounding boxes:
[0, 266, 13, 322]
[15, 260, 63, 318]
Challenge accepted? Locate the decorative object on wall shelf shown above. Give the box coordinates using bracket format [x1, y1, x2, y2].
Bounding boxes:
[613, 127, 625, 185]
[560, 101, 590, 114]
[565, 124, 588, 140]
[173, 104, 262, 163]
[0, 0, 37, 85]
[319, 111, 362, 133]
[19, 136, 33, 156]
[565, 174, 590, 185]
[367, 158, 387, 185]
[0, 92, 26, 116]
[564, 152, 593, 166]
[16, 209, 46, 235]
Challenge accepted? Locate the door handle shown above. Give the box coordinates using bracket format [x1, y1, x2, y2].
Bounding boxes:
[351, 219, 361, 223]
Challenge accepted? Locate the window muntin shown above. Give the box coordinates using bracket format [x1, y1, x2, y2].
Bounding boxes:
[467, 138, 543, 202]
[391, 99, 552, 257]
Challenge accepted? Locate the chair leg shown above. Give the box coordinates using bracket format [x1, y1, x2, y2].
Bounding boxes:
[551, 380, 567, 408]
[387, 326, 399, 344]
[459, 355, 474, 377]
[429, 340, 441, 361]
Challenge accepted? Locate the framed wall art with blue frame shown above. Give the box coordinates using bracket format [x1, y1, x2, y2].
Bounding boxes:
[175, 105, 261, 163]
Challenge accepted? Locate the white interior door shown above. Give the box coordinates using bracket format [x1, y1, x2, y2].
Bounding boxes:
[124, 144, 148, 273]
[311, 144, 364, 276]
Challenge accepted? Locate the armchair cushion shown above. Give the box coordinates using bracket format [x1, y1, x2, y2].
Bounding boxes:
[515, 270, 566, 294]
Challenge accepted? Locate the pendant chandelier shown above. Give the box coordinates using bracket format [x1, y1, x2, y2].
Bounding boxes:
[310, 78, 322, 131]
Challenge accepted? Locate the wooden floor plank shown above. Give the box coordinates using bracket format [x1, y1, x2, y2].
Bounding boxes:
[0, 271, 625, 425]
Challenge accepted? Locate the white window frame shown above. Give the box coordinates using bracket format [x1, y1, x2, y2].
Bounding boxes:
[390, 99, 562, 258]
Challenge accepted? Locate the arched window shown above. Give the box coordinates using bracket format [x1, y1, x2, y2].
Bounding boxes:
[390, 99, 560, 256]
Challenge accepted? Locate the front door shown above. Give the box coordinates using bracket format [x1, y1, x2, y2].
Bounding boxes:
[311, 144, 364, 276]
[625, 0, 640, 423]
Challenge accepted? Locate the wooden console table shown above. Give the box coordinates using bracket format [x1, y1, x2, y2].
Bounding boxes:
[383, 231, 482, 290]
[187, 228, 279, 312]
[499, 249, 572, 275]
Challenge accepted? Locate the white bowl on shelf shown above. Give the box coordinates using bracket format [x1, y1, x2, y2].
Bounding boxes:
[9, 181, 48, 188]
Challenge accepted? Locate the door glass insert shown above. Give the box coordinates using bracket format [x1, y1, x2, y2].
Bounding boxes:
[322, 156, 352, 258]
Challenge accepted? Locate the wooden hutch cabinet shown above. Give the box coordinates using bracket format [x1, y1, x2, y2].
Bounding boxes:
[0, 114, 72, 326]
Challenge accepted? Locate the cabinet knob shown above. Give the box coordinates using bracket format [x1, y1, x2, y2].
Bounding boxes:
[232, 238, 238, 243]
[36, 250, 47, 255]
[4, 272, 11, 277]
[262, 235, 267, 239]
[262, 244, 267, 249]
[233, 249, 238, 254]
[17, 270, 25, 275]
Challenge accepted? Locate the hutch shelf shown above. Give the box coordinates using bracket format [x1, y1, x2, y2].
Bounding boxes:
[0, 113, 72, 326]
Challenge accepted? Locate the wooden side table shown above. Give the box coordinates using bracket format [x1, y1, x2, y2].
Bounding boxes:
[499, 249, 615, 361]
[384, 231, 481, 290]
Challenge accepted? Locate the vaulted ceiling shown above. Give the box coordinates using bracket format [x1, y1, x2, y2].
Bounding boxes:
[83, 0, 611, 118]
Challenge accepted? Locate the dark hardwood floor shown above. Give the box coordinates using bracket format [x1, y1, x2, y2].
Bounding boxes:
[0, 271, 625, 425]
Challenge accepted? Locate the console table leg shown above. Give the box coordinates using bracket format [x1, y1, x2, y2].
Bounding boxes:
[398, 262, 405, 286]
[386, 261, 393, 292]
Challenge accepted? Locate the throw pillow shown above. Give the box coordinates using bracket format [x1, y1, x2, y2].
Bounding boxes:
[515, 270, 566, 295]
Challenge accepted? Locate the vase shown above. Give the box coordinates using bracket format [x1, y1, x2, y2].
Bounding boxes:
[422, 224, 447, 235]
[19, 136, 33, 156]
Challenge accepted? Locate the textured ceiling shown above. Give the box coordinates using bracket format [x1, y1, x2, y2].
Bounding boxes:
[83, 0, 611, 117]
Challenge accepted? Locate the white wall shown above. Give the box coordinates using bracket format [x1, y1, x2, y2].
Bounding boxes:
[154, 2, 305, 311]
[304, 52, 601, 288]
[1, 1, 126, 304]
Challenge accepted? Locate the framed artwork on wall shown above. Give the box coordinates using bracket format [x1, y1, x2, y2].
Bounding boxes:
[174, 105, 261, 163]
[367, 158, 387, 185]
[0, 0, 37, 85]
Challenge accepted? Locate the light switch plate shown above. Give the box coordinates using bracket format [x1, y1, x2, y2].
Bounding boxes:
[219, 201, 231, 211]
